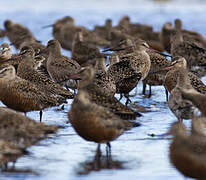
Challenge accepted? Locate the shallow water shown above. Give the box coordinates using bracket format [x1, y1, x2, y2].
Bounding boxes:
[0, 0, 206, 179]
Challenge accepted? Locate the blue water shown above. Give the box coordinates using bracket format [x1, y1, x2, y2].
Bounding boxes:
[1, 0, 206, 179]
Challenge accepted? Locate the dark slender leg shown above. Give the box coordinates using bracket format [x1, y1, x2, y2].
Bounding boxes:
[60, 105, 65, 110]
[11, 161, 16, 169]
[119, 93, 123, 101]
[165, 88, 169, 102]
[148, 85, 152, 98]
[24, 112, 27, 116]
[106, 142, 111, 157]
[96, 144, 101, 158]
[142, 81, 147, 95]
[40, 110, 43, 122]
[94, 144, 101, 170]
[125, 93, 132, 106]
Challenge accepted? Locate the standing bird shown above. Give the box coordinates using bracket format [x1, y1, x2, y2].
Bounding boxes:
[107, 38, 151, 105]
[170, 19, 206, 77]
[0, 65, 66, 122]
[168, 59, 198, 121]
[17, 46, 74, 99]
[68, 79, 132, 155]
[70, 66, 141, 120]
[72, 30, 106, 66]
[165, 56, 206, 94]
[46, 40, 81, 91]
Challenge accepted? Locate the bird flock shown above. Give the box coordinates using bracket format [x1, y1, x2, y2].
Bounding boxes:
[0, 15, 206, 179]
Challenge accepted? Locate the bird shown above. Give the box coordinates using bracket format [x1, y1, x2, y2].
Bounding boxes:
[72, 30, 106, 66]
[0, 64, 66, 122]
[93, 18, 112, 41]
[0, 43, 13, 60]
[3, 19, 41, 50]
[170, 19, 206, 77]
[106, 38, 151, 105]
[165, 56, 206, 94]
[17, 46, 74, 99]
[0, 107, 59, 168]
[46, 39, 81, 91]
[68, 86, 132, 155]
[179, 87, 206, 117]
[142, 49, 171, 99]
[94, 57, 116, 96]
[160, 22, 173, 53]
[168, 60, 198, 121]
[169, 118, 206, 179]
[70, 66, 142, 120]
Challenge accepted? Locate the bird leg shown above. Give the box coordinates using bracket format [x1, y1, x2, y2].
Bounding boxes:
[148, 85, 152, 98]
[106, 142, 111, 158]
[119, 93, 123, 101]
[165, 88, 169, 102]
[40, 111, 43, 122]
[142, 81, 147, 95]
[125, 93, 132, 106]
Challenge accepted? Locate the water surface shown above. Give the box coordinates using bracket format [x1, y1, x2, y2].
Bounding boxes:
[0, 1, 205, 179]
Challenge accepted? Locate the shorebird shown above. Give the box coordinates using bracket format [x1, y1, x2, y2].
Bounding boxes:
[3, 19, 40, 50]
[174, 19, 206, 48]
[71, 66, 141, 120]
[0, 43, 12, 60]
[106, 38, 151, 105]
[0, 107, 59, 168]
[0, 107, 59, 148]
[72, 30, 106, 66]
[160, 22, 173, 53]
[169, 118, 206, 179]
[94, 57, 116, 96]
[180, 87, 206, 117]
[17, 46, 74, 99]
[168, 61, 198, 121]
[161, 19, 206, 53]
[0, 64, 66, 122]
[142, 49, 171, 99]
[165, 56, 206, 94]
[170, 19, 206, 77]
[68, 88, 132, 154]
[46, 39, 81, 91]
[93, 18, 112, 41]
[0, 140, 23, 169]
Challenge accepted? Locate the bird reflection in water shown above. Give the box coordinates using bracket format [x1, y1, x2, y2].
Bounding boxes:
[76, 146, 126, 175]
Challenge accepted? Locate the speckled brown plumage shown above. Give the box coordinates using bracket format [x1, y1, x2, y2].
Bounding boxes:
[46, 40, 80, 90]
[0, 65, 66, 121]
[170, 20, 206, 77]
[17, 46, 74, 99]
[142, 49, 171, 98]
[107, 39, 151, 104]
[168, 59, 198, 121]
[72, 66, 141, 120]
[94, 57, 116, 96]
[165, 57, 206, 94]
[72, 30, 106, 66]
